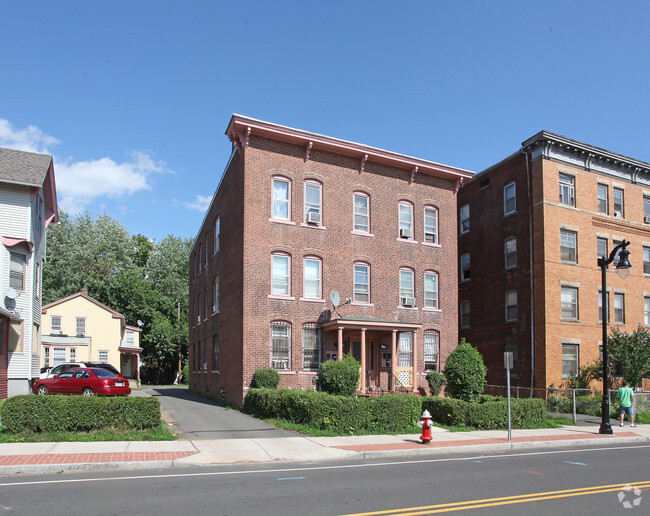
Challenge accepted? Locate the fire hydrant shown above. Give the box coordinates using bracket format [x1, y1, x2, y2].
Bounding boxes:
[418, 409, 434, 444]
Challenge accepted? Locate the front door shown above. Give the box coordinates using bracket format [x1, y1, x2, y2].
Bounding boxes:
[367, 339, 377, 389]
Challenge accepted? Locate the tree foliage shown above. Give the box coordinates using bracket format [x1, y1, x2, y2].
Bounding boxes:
[43, 211, 192, 382]
[608, 325, 650, 387]
[443, 338, 487, 402]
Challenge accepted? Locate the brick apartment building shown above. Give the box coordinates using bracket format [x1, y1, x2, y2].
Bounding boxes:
[458, 131, 650, 391]
[189, 115, 473, 405]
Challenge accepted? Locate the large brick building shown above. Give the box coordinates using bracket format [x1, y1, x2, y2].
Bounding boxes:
[189, 115, 473, 405]
[458, 131, 650, 391]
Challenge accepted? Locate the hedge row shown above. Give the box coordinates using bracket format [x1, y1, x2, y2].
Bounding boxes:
[243, 389, 422, 434]
[0, 395, 161, 433]
[421, 396, 547, 429]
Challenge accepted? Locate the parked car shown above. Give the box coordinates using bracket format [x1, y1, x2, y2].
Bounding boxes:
[39, 362, 121, 379]
[32, 368, 131, 396]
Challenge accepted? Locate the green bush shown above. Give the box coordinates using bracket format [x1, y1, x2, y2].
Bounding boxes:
[182, 364, 189, 385]
[422, 396, 546, 429]
[1, 395, 161, 433]
[426, 371, 446, 396]
[443, 339, 487, 402]
[251, 368, 281, 389]
[243, 389, 421, 434]
[318, 354, 360, 396]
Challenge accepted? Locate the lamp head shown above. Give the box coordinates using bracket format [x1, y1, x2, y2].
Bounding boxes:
[616, 248, 631, 279]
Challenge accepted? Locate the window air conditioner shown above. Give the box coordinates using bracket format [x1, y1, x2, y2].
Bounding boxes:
[614, 211, 622, 218]
[400, 296, 415, 307]
[644, 216, 650, 224]
[306, 212, 321, 225]
[399, 228, 412, 239]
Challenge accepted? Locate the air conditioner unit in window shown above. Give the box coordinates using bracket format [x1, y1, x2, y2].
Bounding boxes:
[644, 216, 650, 224]
[399, 228, 412, 239]
[614, 211, 622, 218]
[400, 296, 415, 307]
[306, 212, 321, 225]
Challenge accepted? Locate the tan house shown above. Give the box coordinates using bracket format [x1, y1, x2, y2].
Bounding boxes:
[41, 289, 142, 385]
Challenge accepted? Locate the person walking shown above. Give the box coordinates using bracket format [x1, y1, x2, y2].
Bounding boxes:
[616, 380, 636, 427]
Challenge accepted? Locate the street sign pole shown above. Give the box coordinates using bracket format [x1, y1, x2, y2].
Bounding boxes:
[504, 352, 513, 441]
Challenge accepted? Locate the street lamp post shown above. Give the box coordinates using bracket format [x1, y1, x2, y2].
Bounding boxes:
[598, 239, 631, 435]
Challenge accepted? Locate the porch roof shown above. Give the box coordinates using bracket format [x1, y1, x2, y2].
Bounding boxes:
[321, 316, 422, 332]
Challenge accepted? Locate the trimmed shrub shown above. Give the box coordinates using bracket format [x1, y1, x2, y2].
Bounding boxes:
[422, 396, 546, 429]
[318, 354, 360, 396]
[0, 395, 161, 433]
[243, 389, 421, 434]
[182, 364, 189, 384]
[251, 368, 281, 389]
[426, 371, 446, 396]
[443, 339, 487, 402]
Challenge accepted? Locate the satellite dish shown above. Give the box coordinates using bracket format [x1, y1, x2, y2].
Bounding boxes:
[137, 320, 143, 327]
[4, 287, 17, 300]
[330, 290, 340, 307]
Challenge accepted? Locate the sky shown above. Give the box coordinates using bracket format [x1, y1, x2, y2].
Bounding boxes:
[1, 1, 649, 241]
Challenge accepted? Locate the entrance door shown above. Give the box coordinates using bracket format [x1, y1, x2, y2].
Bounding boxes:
[367, 339, 377, 389]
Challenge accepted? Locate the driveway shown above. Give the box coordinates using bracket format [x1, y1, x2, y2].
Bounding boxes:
[141, 385, 297, 440]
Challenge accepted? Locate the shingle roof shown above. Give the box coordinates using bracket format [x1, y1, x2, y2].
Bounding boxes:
[0, 147, 53, 187]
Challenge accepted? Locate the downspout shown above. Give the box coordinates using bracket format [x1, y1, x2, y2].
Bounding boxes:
[522, 148, 536, 395]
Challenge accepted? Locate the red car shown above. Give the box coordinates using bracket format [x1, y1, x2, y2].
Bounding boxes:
[32, 367, 131, 396]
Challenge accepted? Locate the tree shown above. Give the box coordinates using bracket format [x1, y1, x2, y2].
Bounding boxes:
[443, 339, 487, 402]
[319, 354, 361, 396]
[608, 325, 650, 387]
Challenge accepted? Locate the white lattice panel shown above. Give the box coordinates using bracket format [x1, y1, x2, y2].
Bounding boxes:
[398, 370, 412, 386]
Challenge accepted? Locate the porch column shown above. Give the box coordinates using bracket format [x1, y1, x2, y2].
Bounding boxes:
[360, 328, 367, 393]
[337, 327, 343, 361]
[391, 330, 397, 391]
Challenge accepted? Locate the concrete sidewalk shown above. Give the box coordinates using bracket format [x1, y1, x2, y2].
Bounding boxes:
[0, 422, 648, 475]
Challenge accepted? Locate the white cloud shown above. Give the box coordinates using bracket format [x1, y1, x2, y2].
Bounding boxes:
[184, 195, 212, 212]
[0, 119, 166, 214]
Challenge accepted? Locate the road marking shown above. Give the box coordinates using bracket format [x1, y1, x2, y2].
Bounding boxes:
[563, 461, 587, 466]
[277, 477, 306, 480]
[0, 444, 647, 488]
[526, 471, 546, 476]
[340, 481, 650, 515]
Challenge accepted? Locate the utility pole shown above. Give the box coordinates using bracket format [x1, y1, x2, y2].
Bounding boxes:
[178, 302, 182, 383]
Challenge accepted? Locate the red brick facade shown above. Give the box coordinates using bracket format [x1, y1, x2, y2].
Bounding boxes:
[189, 116, 472, 406]
[459, 131, 650, 392]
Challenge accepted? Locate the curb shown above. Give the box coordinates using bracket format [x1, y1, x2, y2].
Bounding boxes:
[0, 460, 189, 476]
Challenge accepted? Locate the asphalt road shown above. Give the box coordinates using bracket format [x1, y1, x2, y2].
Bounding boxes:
[1, 443, 648, 515]
[141, 384, 296, 439]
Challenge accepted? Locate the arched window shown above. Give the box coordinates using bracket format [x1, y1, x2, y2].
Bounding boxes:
[424, 206, 438, 244]
[272, 176, 291, 220]
[424, 331, 439, 371]
[271, 252, 291, 296]
[424, 271, 439, 309]
[353, 262, 370, 303]
[271, 321, 291, 371]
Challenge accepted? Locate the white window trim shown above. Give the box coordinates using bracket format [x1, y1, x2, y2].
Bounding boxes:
[270, 253, 293, 299]
[504, 182, 516, 215]
[352, 262, 371, 305]
[271, 176, 292, 222]
[302, 256, 323, 301]
[423, 206, 439, 245]
[398, 201, 414, 240]
[303, 180, 323, 226]
[423, 271, 439, 310]
[399, 268, 415, 308]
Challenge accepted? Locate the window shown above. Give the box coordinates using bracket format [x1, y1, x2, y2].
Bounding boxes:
[205, 235, 209, 266]
[645, 297, 650, 326]
[459, 204, 470, 234]
[353, 263, 370, 303]
[559, 174, 575, 206]
[598, 184, 608, 214]
[560, 229, 577, 263]
[214, 216, 220, 253]
[504, 182, 516, 215]
[504, 237, 517, 269]
[424, 206, 438, 244]
[8, 321, 22, 352]
[303, 257, 322, 299]
[644, 247, 650, 275]
[304, 181, 322, 224]
[198, 244, 202, 272]
[424, 271, 439, 309]
[597, 238, 608, 260]
[399, 268, 414, 306]
[212, 335, 220, 371]
[460, 253, 470, 281]
[213, 277, 219, 313]
[505, 344, 519, 377]
[302, 324, 320, 370]
[43, 347, 50, 367]
[398, 202, 413, 239]
[53, 347, 66, 366]
[9, 252, 26, 290]
[272, 177, 290, 220]
[562, 344, 578, 378]
[424, 331, 439, 371]
[460, 301, 470, 329]
[75, 318, 86, 336]
[613, 187, 624, 217]
[271, 253, 291, 296]
[98, 350, 109, 362]
[203, 338, 208, 370]
[612, 240, 623, 266]
[645, 196, 650, 223]
[353, 193, 370, 233]
[34, 261, 41, 298]
[599, 290, 610, 323]
[561, 287, 579, 320]
[69, 348, 76, 362]
[398, 332, 413, 367]
[614, 293, 625, 324]
[126, 331, 134, 346]
[505, 290, 518, 321]
[271, 322, 290, 370]
[51, 316, 62, 334]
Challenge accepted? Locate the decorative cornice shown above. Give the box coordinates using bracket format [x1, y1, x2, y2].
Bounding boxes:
[305, 141, 313, 161]
[360, 154, 368, 173]
[410, 166, 418, 184]
[455, 177, 464, 194]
